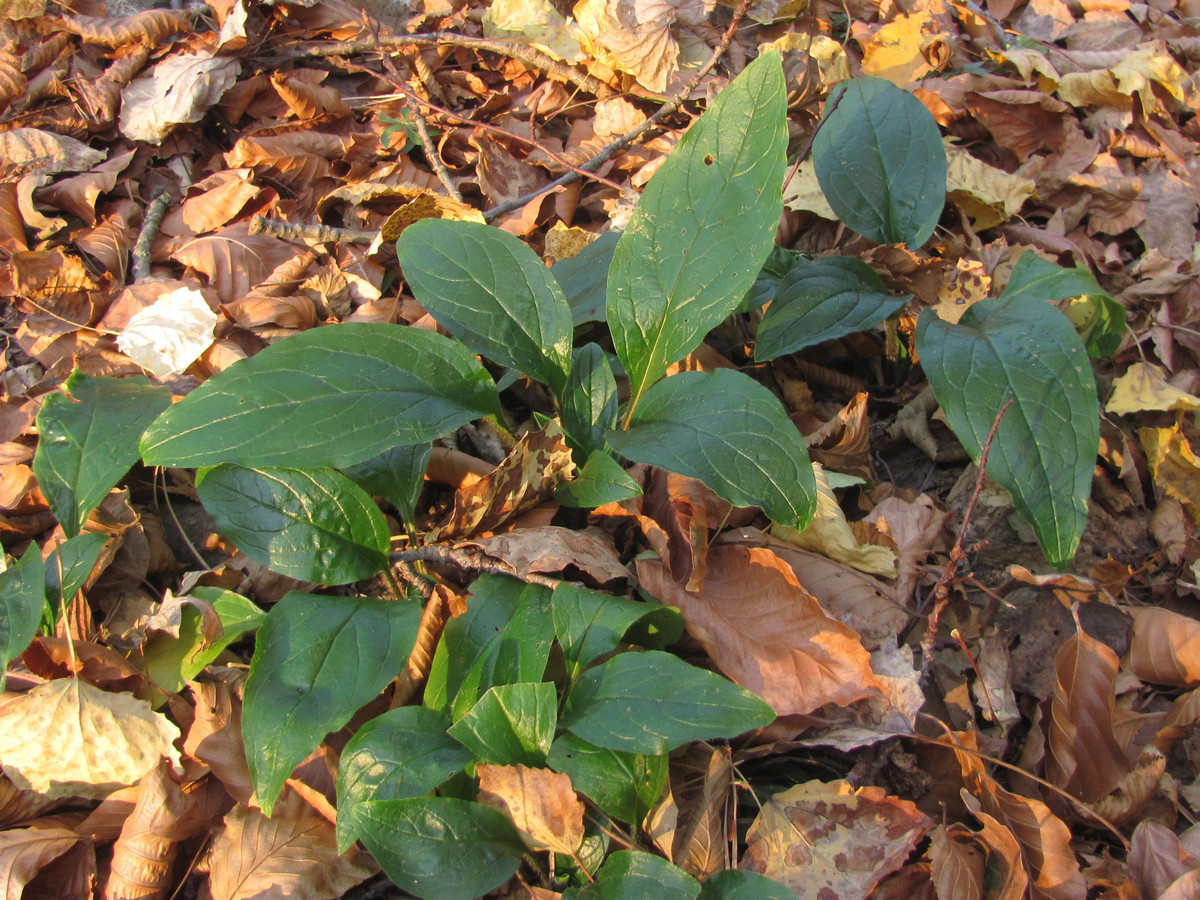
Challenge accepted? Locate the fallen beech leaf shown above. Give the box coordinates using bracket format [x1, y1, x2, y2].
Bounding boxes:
[1128, 607, 1200, 688]
[1139, 423, 1200, 515]
[117, 287, 218, 377]
[0, 128, 106, 175]
[742, 781, 932, 900]
[477, 764, 585, 855]
[0, 818, 89, 898]
[61, 9, 191, 47]
[0, 678, 181, 800]
[1128, 819, 1199, 900]
[183, 677, 254, 804]
[950, 798, 1031, 900]
[467, 525, 630, 585]
[119, 53, 240, 144]
[864, 492, 947, 606]
[1107, 362, 1200, 415]
[929, 823, 986, 900]
[964, 89, 1070, 162]
[945, 143, 1035, 231]
[655, 743, 731, 878]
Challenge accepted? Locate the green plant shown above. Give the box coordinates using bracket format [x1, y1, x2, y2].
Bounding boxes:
[5, 51, 1122, 898]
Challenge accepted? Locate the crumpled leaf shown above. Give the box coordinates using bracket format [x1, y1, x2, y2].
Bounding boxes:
[116, 287, 218, 377]
[945, 142, 1035, 230]
[1139, 423, 1200, 515]
[120, 53, 241, 144]
[477, 764, 585, 854]
[0, 678, 181, 800]
[573, 0, 714, 93]
[0, 818, 88, 897]
[1107, 362, 1200, 415]
[483, 0, 585, 62]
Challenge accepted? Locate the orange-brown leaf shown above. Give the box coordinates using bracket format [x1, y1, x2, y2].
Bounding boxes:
[1128, 607, 1200, 687]
[61, 10, 192, 47]
[477, 764, 584, 855]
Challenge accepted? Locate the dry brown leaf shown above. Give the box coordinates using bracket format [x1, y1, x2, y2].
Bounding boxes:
[742, 780, 932, 900]
[177, 169, 264, 236]
[0, 678, 180, 800]
[0, 818, 90, 900]
[865, 492, 947, 607]
[1128, 607, 1200, 688]
[61, 9, 191, 47]
[1128, 819, 1199, 900]
[660, 743, 731, 878]
[929, 823, 985, 900]
[183, 676, 253, 804]
[169, 224, 299, 304]
[207, 790, 377, 900]
[964, 90, 1070, 162]
[0, 774, 57, 829]
[270, 70, 350, 119]
[466, 525, 631, 586]
[637, 544, 882, 716]
[477, 764, 584, 855]
[950, 798, 1031, 900]
[805, 391, 873, 480]
[22, 637, 145, 694]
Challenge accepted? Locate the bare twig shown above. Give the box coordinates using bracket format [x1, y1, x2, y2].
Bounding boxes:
[132, 188, 173, 282]
[390, 543, 562, 590]
[919, 396, 1014, 679]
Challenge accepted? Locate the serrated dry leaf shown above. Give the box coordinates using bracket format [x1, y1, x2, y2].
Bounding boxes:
[1128, 607, 1200, 688]
[483, 0, 585, 62]
[0, 678, 181, 800]
[638, 544, 882, 716]
[742, 780, 932, 900]
[477, 764, 584, 855]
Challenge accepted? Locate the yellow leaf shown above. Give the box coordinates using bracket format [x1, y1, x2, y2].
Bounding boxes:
[1107, 363, 1200, 415]
[1139, 423, 1200, 516]
[379, 189, 486, 243]
[782, 158, 836, 220]
[945, 141, 1035, 231]
[483, 0, 585, 63]
[477, 764, 585, 855]
[859, 11, 945, 86]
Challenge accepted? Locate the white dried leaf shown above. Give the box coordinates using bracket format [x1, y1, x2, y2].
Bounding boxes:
[119, 53, 240, 144]
[117, 287, 218, 377]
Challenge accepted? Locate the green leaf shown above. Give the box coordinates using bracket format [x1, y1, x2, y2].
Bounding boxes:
[915, 294, 1099, 569]
[447, 682, 556, 766]
[140, 323, 500, 469]
[356, 797, 525, 900]
[565, 851, 699, 900]
[341, 442, 431, 528]
[423, 574, 555, 720]
[336, 706, 471, 853]
[196, 465, 389, 584]
[551, 582, 657, 684]
[243, 591, 421, 815]
[140, 588, 263, 694]
[739, 245, 805, 313]
[0, 548, 46, 692]
[813, 76, 946, 247]
[397, 219, 573, 397]
[1000, 252, 1124, 359]
[563, 344, 618, 459]
[34, 371, 171, 537]
[607, 369, 816, 529]
[44, 532, 107, 607]
[553, 232, 619, 326]
[698, 871, 796, 899]
[556, 451, 642, 509]
[755, 256, 911, 361]
[562, 650, 775, 755]
[547, 732, 666, 825]
[608, 52, 786, 416]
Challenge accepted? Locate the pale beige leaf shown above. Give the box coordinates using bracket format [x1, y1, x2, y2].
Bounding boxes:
[1107, 363, 1200, 415]
[638, 544, 881, 716]
[0, 679, 180, 800]
[1129, 607, 1200, 688]
[477, 764, 584, 855]
[742, 781, 932, 900]
[119, 53, 240, 144]
[945, 140, 1035, 232]
[0, 128, 106, 175]
[117, 287, 218, 377]
[208, 791, 377, 900]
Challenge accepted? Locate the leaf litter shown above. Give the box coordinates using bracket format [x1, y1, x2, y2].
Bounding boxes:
[1, 0, 1200, 897]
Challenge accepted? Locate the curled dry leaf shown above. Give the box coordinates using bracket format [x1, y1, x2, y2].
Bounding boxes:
[949, 797, 1031, 900]
[466, 525, 631, 586]
[183, 677, 253, 804]
[1128, 607, 1200, 687]
[0, 818, 90, 900]
[61, 9, 192, 47]
[477, 764, 585, 855]
[657, 743, 731, 879]
[637, 543, 881, 717]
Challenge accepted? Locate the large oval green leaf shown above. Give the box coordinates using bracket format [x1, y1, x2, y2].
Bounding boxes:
[196, 464, 389, 584]
[0, 548, 46, 692]
[1000, 252, 1124, 359]
[547, 732, 666, 825]
[356, 797, 525, 900]
[140, 323, 499, 469]
[397, 219, 573, 397]
[606, 369, 816, 530]
[915, 294, 1099, 569]
[755, 256, 911, 361]
[243, 591, 421, 815]
[34, 371, 171, 537]
[565, 851, 699, 900]
[608, 52, 786, 417]
[813, 76, 946, 247]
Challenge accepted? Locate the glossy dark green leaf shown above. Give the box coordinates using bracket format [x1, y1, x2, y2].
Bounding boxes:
[547, 732, 666, 824]
[243, 591, 421, 815]
[608, 53, 787, 416]
[698, 870, 795, 899]
[196, 464, 388, 584]
[551, 582, 657, 683]
[336, 706, 471, 852]
[356, 797, 525, 900]
[813, 76, 946, 247]
[140, 588, 263, 693]
[398, 219, 573, 396]
[556, 451, 642, 509]
[755, 256, 911, 361]
[340, 442, 431, 528]
[915, 293, 1099, 569]
[562, 650, 775, 755]
[564, 851, 699, 900]
[140, 324, 499, 469]
[739, 245, 805, 313]
[447, 682, 556, 766]
[1000, 252, 1124, 359]
[553, 232, 619, 325]
[34, 371, 171, 537]
[563, 344, 618, 459]
[423, 574, 555, 720]
[44, 532, 107, 606]
[607, 369, 816, 529]
[0, 548, 45, 691]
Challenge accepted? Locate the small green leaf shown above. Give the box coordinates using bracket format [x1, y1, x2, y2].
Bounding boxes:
[556, 451, 642, 509]
[565, 851, 700, 900]
[608, 52, 787, 416]
[547, 732, 666, 825]
[553, 232, 619, 326]
[140, 588, 263, 694]
[813, 76, 946, 247]
[698, 871, 796, 899]
[243, 592, 421, 815]
[607, 369, 816, 529]
[1000, 252, 1124, 359]
[423, 574, 555, 720]
[336, 706, 471, 853]
[356, 797, 525, 900]
[44, 533, 107, 607]
[562, 650, 775, 755]
[398, 219, 573, 397]
[34, 371, 171, 537]
[551, 582, 658, 684]
[447, 682, 556, 766]
[341, 442, 431, 528]
[755, 256, 911, 361]
[140, 323, 500, 469]
[0, 548, 46, 691]
[196, 465, 389, 584]
[563, 344, 618, 459]
[915, 293, 1100, 569]
[740, 246, 805, 313]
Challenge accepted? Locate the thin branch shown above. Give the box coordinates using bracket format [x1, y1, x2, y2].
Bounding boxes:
[132, 188, 172, 282]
